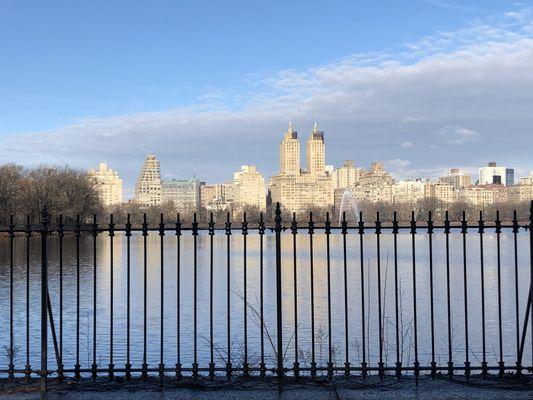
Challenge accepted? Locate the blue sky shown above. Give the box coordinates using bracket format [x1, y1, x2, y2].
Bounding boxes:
[1, 0, 532, 195]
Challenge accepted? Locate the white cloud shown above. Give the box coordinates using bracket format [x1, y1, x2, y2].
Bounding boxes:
[436, 125, 480, 145]
[401, 141, 413, 148]
[1, 7, 533, 190]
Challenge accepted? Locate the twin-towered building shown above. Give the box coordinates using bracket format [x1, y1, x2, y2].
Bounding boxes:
[269, 122, 334, 212]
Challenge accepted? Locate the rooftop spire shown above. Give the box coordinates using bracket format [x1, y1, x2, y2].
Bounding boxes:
[313, 121, 318, 133]
[288, 121, 293, 133]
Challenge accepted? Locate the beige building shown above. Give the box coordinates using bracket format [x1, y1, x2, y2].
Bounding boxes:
[425, 182, 456, 203]
[334, 160, 360, 189]
[459, 184, 508, 207]
[393, 179, 426, 204]
[438, 168, 472, 190]
[280, 122, 300, 175]
[88, 162, 123, 206]
[306, 123, 325, 176]
[508, 183, 533, 203]
[233, 165, 266, 211]
[269, 123, 334, 212]
[134, 155, 161, 206]
[200, 183, 216, 209]
[351, 162, 394, 203]
[519, 171, 533, 185]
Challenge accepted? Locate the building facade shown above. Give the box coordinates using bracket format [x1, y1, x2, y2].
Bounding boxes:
[333, 160, 360, 189]
[233, 165, 266, 211]
[161, 179, 200, 211]
[88, 162, 123, 206]
[479, 162, 508, 185]
[269, 123, 334, 212]
[438, 168, 472, 190]
[134, 155, 161, 206]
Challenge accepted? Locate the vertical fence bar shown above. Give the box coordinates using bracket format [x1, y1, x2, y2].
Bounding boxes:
[496, 211, 504, 376]
[479, 211, 487, 377]
[225, 213, 232, 379]
[428, 211, 436, 378]
[461, 211, 470, 378]
[91, 214, 98, 380]
[56, 216, 64, 380]
[411, 211, 419, 385]
[308, 212, 316, 377]
[58, 215, 64, 380]
[376, 212, 384, 379]
[359, 211, 367, 378]
[291, 212, 299, 377]
[512, 210, 521, 375]
[325, 212, 333, 379]
[259, 213, 266, 377]
[125, 214, 132, 379]
[175, 214, 182, 378]
[209, 213, 215, 379]
[9, 215, 14, 380]
[275, 203, 283, 390]
[341, 212, 350, 377]
[445, 211, 453, 377]
[392, 212, 401, 379]
[25, 215, 31, 380]
[159, 214, 165, 381]
[75, 215, 81, 380]
[142, 214, 148, 379]
[192, 213, 199, 379]
[40, 207, 49, 394]
[530, 201, 533, 368]
[242, 213, 249, 376]
[109, 214, 115, 378]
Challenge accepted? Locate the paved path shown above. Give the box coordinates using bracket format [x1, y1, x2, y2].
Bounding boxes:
[1, 375, 532, 399]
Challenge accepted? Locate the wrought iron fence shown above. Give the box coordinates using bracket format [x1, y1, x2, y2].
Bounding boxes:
[0, 202, 532, 394]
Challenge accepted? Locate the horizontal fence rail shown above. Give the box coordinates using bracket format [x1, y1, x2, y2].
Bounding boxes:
[0, 202, 532, 393]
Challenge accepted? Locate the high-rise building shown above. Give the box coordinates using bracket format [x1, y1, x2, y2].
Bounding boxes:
[438, 168, 472, 190]
[161, 179, 200, 211]
[306, 123, 325, 176]
[88, 162, 123, 206]
[459, 184, 508, 206]
[279, 122, 300, 175]
[233, 165, 266, 211]
[425, 182, 456, 203]
[134, 155, 161, 206]
[479, 162, 508, 185]
[506, 168, 515, 186]
[334, 160, 360, 189]
[200, 183, 216, 209]
[269, 123, 333, 212]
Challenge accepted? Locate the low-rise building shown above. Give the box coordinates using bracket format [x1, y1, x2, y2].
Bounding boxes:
[161, 179, 200, 212]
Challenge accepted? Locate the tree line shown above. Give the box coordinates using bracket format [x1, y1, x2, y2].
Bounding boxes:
[1, 163, 530, 227]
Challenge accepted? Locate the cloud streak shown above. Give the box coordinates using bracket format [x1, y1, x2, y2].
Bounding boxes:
[1, 8, 533, 193]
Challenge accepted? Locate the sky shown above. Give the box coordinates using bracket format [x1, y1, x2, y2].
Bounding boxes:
[1, 0, 532, 197]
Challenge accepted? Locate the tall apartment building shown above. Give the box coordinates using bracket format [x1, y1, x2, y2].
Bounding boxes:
[425, 182, 456, 203]
[269, 123, 333, 212]
[161, 179, 200, 211]
[438, 168, 472, 190]
[479, 162, 508, 185]
[134, 155, 161, 206]
[280, 122, 300, 175]
[333, 160, 360, 189]
[306, 123, 325, 176]
[87, 162, 123, 206]
[351, 162, 394, 203]
[233, 165, 266, 211]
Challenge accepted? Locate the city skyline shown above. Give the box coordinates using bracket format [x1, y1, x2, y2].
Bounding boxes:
[1, 2, 532, 188]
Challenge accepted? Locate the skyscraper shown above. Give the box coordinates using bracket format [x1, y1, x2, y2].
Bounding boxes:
[134, 155, 161, 206]
[270, 123, 333, 212]
[279, 122, 300, 175]
[306, 122, 325, 176]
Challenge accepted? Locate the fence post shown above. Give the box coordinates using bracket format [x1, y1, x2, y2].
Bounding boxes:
[40, 207, 49, 395]
[275, 203, 284, 391]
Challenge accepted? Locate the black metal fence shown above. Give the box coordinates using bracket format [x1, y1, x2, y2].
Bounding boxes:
[0, 202, 532, 394]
